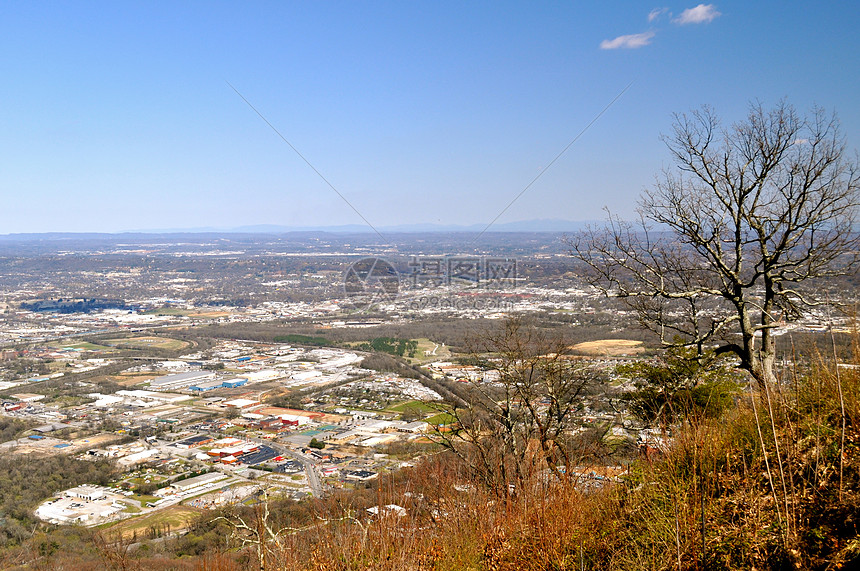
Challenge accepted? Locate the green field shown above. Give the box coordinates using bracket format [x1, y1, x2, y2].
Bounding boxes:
[141, 307, 194, 316]
[407, 338, 452, 363]
[130, 494, 160, 506]
[388, 400, 440, 415]
[141, 307, 231, 318]
[426, 412, 455, 426]
[345, 337, 450, 363]
[127, 475, 166, 486]
[102, 336, 191, 351]
[53, 341, 115, 352]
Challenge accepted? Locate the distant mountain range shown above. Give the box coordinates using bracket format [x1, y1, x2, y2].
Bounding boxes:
[0, 219, 600, 239]
[226, 219, 598, 233]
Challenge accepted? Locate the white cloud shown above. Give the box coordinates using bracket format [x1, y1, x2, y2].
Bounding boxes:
[648, 7, 669, 22]
[600, 31, 655, 50]
[673, 4, 721, 24]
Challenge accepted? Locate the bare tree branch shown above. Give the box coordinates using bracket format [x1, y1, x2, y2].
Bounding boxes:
[572, 102, 859, 385]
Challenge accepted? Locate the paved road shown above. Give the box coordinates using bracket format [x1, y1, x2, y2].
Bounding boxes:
[265, 441, 325, 497]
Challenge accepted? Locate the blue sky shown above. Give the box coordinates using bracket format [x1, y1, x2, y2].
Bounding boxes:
[1, 1, 858, 233]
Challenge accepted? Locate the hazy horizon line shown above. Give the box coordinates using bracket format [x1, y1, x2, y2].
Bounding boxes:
[0, 218, 604, 238]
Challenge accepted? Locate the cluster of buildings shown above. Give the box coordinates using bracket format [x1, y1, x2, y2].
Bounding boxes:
[154, 472, 230, 499]
[174, 436, 279, 467]
[35, 485, 128, 525]
[6, 339, 441, 529]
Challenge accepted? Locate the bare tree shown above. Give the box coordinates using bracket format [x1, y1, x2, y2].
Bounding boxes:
[215, 490, 290, 571]
[92, 530, 140, 571]
[574, 102, 859, 385]
[433, 318, 601, 497]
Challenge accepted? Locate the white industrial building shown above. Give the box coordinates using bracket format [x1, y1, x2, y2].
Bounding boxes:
[35, 486, 125, 525]
[149, 371, 216, 391]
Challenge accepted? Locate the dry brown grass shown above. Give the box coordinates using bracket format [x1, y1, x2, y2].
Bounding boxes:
[568, 339, 645, 356]
[230, 359, 860, 571]
[103, 505, 203, 541]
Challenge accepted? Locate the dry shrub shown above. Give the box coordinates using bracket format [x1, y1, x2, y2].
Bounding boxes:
[286, 355, 860, 571]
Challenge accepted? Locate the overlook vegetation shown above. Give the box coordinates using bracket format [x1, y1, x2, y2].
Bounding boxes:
[0, 342, 857, 570]
[183, 353, 860, 570]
